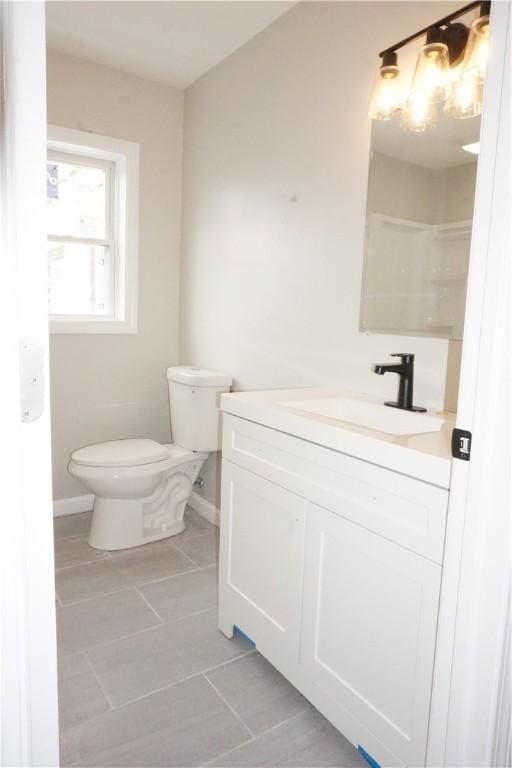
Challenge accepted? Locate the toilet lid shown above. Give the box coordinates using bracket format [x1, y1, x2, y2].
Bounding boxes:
[71, 439, 170, 468]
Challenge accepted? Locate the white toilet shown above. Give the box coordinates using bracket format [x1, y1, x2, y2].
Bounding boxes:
[68, 366, 232, 551]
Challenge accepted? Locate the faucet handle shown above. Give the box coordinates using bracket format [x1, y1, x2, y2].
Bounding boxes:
[390, 353, 414, 364]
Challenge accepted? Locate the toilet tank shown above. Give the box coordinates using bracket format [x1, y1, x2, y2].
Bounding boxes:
[167, 366, 232, 452]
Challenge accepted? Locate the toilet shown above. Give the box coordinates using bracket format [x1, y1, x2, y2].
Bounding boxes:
[68, 366, 232, 550]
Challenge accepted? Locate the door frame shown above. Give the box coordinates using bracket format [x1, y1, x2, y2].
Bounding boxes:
[427, 2, 511, 765]
[0, 1, 509, 766]
[0, 3, 59, 766]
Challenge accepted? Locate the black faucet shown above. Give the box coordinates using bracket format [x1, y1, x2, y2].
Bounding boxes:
[372, 353, 426, 412]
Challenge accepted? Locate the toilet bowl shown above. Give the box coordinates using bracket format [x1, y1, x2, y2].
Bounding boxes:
[68, 366, 232, 550]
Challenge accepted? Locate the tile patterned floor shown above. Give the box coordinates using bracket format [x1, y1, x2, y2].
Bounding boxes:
[55, 509, 365, 768]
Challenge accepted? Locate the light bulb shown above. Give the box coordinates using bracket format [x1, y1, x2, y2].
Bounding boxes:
[444, 76, 484, 118]
[461, 14, 490, 84]
[368, 63, 403, 120]
[411, 39, 451, 104]
[401, 91, 438, 132]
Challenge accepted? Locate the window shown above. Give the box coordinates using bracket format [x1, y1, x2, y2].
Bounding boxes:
[47, 126, 139, 333]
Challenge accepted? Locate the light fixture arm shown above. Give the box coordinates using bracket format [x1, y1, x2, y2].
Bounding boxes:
[378, 0, 491, 63]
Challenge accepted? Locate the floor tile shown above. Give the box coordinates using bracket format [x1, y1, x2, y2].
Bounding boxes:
[55, 536, 110, 571]
[54, 511, 92, 541]
[87, 608, 253, 707]
[139, 565, 218, 622]
[175, 506, 215, 541]
[58, 653, 110, 731]
[56, 538, 196, 604]
[61, 674, 251, 767]
[174, 531, 219, 567]
[207, 652, 309, 736]
[208, 708, 366, 767]
[57, 589, 160, 656]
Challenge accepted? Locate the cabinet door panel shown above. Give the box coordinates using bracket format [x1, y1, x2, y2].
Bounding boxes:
[219, 461, 306, 660]
[300, 503, 441, 767]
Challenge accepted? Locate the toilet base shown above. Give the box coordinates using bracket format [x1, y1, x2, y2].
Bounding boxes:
[89, 497, 188, 550]
[88, 459, 204, 550]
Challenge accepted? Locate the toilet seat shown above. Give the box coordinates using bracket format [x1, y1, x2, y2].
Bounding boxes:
[71, 439, 193, 469]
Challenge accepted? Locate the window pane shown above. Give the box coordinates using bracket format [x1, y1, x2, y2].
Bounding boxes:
[47, 159, 108, 239]
[48, 241, 114, 316]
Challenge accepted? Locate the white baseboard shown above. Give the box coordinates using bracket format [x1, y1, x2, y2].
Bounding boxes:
[53, 492, 216, 524]
[188, 491, 220, 527]
[53, 494, 94, 518]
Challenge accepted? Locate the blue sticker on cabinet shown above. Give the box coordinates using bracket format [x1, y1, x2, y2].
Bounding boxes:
[357, 745, 382, 768]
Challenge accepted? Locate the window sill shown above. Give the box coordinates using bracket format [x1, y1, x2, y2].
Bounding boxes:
[49, 317, 137, 335]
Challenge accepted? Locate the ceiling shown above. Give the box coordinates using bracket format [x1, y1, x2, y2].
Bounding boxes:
[372, 111, 481, 170]
[45, 1, 295, 89]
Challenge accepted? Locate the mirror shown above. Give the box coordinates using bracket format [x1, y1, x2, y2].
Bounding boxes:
[360, 33, 482, 340]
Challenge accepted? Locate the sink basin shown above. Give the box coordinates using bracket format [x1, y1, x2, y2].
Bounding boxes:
[280, 396, 444, 436]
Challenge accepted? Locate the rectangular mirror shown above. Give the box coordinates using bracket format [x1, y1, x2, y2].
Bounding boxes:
[360, 11, 484, 340]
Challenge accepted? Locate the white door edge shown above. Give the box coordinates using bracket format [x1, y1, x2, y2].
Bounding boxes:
[0, 3, 59, 766]
[427, 3, 511, 766]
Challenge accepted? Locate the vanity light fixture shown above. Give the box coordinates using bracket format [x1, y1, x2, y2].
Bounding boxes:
[400, 90, 438, 132]
[410, 27, 451, 105]
[444, 76, 485, 119]
[368, 1, 491, 130]
[462, 10, 491, 84]
[368, 51, 403, 120]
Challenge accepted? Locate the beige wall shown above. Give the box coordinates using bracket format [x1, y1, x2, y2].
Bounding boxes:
[47, 51, 184, 499]
[436, 162, 477, 224]
[368, 152, 441, 225]
[180, 2, 459, 507]
[368, 152, 477, 225]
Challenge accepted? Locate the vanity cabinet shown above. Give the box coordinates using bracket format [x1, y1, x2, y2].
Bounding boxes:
[219, 413, 449, 768]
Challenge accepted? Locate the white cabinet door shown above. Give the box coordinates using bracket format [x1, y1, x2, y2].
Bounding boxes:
[218, 461, 306, 665]
[300, 503, 441, 768]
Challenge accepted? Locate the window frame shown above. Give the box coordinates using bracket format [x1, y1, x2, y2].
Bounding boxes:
[47, 125, 139, 334]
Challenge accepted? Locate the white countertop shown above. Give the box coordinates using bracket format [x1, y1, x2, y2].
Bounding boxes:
[221, 387, 455, 489]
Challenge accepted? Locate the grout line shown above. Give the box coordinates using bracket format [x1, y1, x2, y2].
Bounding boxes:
[105, 672, 208, 710]
[102, 648, 257, 711]
[55, 553, 111, 573]
[191, 647, 257, 679]
[57, 584, 145, 609]
[202, 734, 256, 767]
[134, 587, 165, 624]
[61, 615, 168, 658]
[202, 708, 313, 767]
[83, 651, 116, 711]
[129, 564, 210, 590]
[168, 542, 204, 568]
[146, 562, 217, 584]
[56, 563, 203, 608]
[158, 605, 221, 625]
[172, 533, 219, 569]
[203, 673, 255, 738]
[175, 526, 216, 544]
[174, 531, 218, 547]
[65, 606, 219, 659]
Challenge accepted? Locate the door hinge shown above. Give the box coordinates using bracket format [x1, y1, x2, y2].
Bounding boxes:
[452, 428, 472, 461]
[19, 337, 44, 422]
